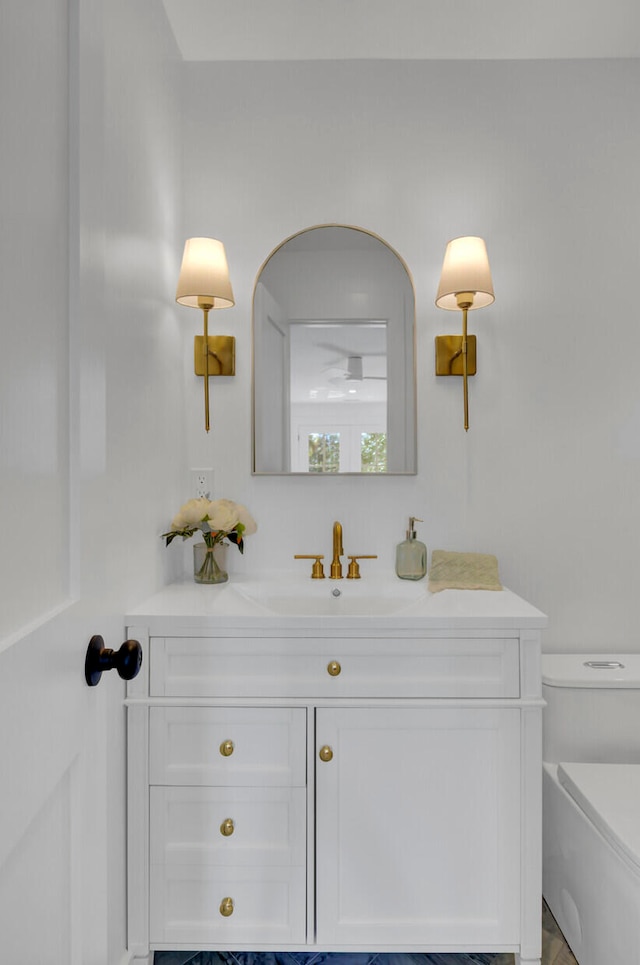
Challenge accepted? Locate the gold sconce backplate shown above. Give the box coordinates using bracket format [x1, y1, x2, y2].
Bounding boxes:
[194, 335, 236, 377]
[434, 335, 477, 377]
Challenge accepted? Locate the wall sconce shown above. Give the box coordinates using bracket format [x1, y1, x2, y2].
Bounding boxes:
[176, 237, 235, 433]
[435, 236, 494, 431]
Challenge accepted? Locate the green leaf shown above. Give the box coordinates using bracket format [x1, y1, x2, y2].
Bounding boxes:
[162, 526, 197, 546]
[227, 531, 245, 554]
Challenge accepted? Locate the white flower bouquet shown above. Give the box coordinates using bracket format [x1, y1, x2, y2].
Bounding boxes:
[162, 497, 257, 583]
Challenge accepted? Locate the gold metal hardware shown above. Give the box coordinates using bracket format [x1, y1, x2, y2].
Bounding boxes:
[327, 660, 341, 677]
[219, 740, 234, 757]
[319, 745, 333, 762]
[330, 521, 344, 579]
[346, 554, 378, 579]
[194, 334, 236, 377]
[220, 818, 235, 836]
[435, 307, 476, 431]
[434, 334, 477, 377]
[294, 554, 325, 579]
[219, 897, 234, 917]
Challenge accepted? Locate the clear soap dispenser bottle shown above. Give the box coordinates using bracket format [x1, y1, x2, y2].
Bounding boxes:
[395, 517, 427, 581]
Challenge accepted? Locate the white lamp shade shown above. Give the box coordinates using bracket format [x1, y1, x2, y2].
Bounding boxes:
[176, 237, 235, 309]
[435, 236, 495, 311]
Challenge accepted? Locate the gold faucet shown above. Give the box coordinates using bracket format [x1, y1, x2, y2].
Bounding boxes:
[296, 521, 377, 579]
[330, 521, 344, 579]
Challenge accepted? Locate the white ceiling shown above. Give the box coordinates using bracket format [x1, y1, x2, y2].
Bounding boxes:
[161, 0, 640, 62]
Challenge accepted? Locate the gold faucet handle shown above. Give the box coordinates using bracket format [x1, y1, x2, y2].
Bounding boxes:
[346, 555, 378, 579]
[294, 554, 325, 579]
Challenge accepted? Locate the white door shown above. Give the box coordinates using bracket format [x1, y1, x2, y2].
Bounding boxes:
[315, 706, 521, 947]
[0, 608, 126, 965]
[0, 3, 158, 962]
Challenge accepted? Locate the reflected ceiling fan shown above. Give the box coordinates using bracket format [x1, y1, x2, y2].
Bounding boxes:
[318, 339, 386, 361]
[326, 355, 386, 383]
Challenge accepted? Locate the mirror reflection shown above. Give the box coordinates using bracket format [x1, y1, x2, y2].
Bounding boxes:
[252, 225, 416, 474]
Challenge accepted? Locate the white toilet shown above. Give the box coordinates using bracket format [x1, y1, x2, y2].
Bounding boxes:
[542, 654, 640, 965]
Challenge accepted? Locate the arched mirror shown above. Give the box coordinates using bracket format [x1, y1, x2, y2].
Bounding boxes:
[252, 225, 416, 474]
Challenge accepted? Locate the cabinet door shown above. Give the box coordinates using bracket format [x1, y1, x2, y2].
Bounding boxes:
[315, 706, 521, 946]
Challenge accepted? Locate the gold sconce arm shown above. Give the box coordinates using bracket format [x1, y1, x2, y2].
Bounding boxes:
[203, 305, 210, 433]
[193, 317, 235, 433]
[462, 305, 469, 432]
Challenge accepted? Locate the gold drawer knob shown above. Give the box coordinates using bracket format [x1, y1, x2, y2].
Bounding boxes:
[219, 740, 235, 757]
[219, 897, 234, 917]
[327, 660, 341, 677]
[220, 818, 235, 836]
[319, 745, 333, 762]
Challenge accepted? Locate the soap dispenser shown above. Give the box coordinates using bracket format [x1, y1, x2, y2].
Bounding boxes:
[395, 517, 427, 581]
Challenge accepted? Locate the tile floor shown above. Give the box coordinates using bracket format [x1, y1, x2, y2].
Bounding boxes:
[541, 902, 578, 965]
[154, 902, 578, 965]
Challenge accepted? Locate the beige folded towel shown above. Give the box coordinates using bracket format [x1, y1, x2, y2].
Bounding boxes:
[428, 549, 502, 593]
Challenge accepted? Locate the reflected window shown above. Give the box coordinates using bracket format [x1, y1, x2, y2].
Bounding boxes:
[300, 426, 386, 473]
[361, 432, 387, 473]
[308, 432, 340, 473]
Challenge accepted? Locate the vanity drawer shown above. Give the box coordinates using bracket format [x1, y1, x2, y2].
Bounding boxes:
[150, 636, 520, 698]
[149, 864, 307, 945]
[149, 707, 306, 786]
[150, 786, 306, 867]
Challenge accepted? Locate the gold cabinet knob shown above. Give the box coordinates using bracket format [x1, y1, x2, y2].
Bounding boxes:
[220, 818, 235, 836]
[327, 660, 341, 677]
[219, 897, 234, 917]
[219, 740, 234, 757]
[319, 745, 333, 762]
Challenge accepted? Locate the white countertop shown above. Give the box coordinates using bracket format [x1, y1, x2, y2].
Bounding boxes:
[126, 572, 547, 634]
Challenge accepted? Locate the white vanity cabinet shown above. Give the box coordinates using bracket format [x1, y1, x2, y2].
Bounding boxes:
[126, 585, 546, 964]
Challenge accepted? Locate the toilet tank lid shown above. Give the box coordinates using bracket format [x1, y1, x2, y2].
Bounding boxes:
[543, 653, 640, 688]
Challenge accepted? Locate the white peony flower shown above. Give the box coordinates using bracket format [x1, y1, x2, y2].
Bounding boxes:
[236, 503, 257, 535]
[206, 498, 241, 533]
[171, 497, 213, 530]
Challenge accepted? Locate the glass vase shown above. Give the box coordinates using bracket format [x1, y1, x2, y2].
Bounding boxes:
[193, 542, 228, 585]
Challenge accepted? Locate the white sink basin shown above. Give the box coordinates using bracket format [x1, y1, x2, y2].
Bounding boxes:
[230, 576, 427, 616]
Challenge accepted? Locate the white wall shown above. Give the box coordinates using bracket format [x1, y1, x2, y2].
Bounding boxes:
[96, 0, 186, 607]
[179, 58, 640, 652]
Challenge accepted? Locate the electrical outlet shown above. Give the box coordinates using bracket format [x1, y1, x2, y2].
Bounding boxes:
[190, 468, 214, 499]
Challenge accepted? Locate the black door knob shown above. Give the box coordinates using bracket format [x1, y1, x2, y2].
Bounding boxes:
[85, 635, 143, 687]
